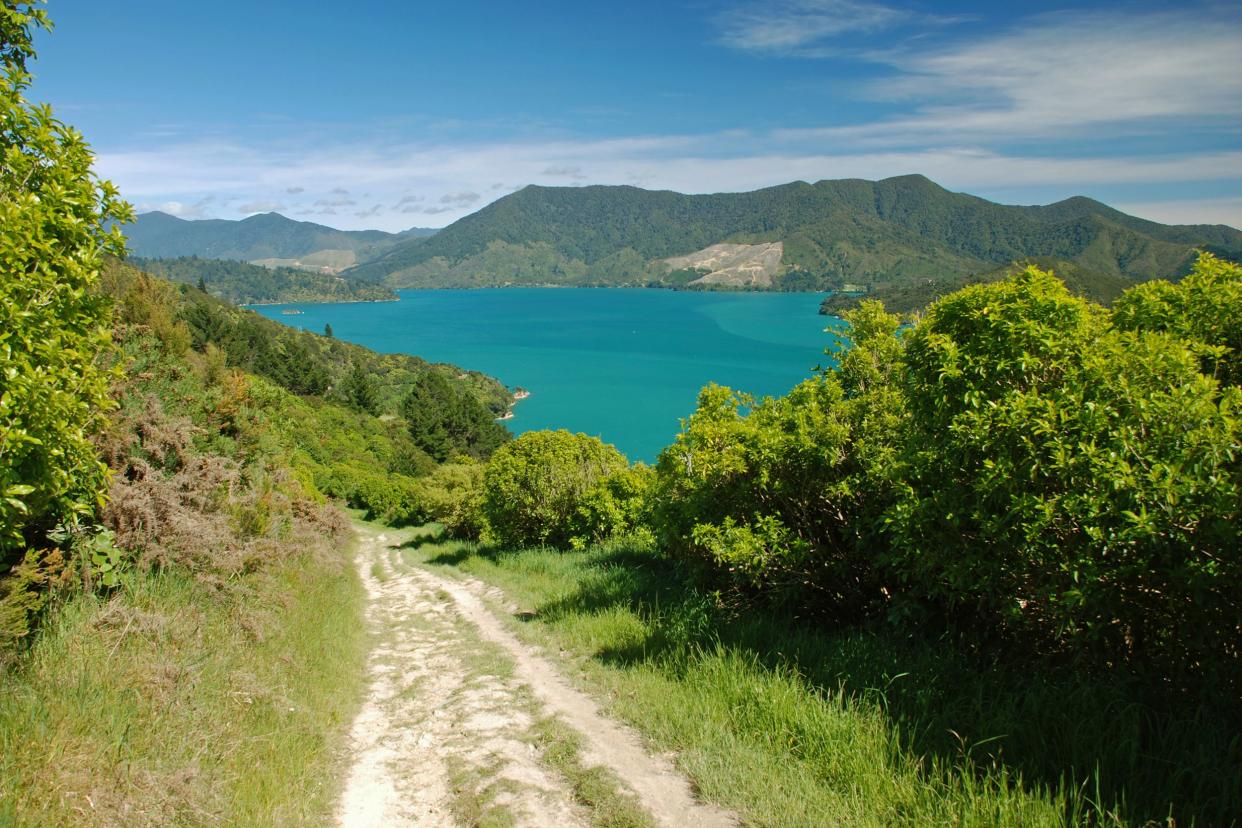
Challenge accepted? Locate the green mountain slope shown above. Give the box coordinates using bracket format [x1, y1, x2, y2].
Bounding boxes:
[820, 257, 1139, 315]
[343, 176, 1242, 297]
[130, 256, 398, 305]
[125, 211, 436, 265]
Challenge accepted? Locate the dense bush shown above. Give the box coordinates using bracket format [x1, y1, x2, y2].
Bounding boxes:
[401, 370, 509, 462]
[893, 266, 1241, 668]
[411, 461, 487, 539]
[569, 463, 655, 548]
[1111, 252, 1242, 386]
[652, 259, 1241, 679]
[651, 301, 906, 615]
[481, 430, 627, 548]
[0, 5, 132, 645]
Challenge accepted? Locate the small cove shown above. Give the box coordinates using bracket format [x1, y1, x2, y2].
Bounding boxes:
[255, 288, 841, 462]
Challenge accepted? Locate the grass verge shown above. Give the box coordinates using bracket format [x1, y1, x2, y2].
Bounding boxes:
[0, 539, 367, 826]
[411, 537, 1239, 827]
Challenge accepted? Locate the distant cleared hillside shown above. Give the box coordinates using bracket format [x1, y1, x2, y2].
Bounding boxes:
[343, 176, 1242, 302]
[125, 211, 437, 267]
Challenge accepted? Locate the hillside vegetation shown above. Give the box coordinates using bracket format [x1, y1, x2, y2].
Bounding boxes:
[1, 264, 514, 824]
[130, 255, 398, 305]
[344, 177, 1242, 301]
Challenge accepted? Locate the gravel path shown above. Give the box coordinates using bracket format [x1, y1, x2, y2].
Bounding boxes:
[335, 523, 736, 828]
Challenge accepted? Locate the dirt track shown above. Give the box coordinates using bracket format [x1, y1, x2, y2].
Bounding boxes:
[334, 523, 737, 828]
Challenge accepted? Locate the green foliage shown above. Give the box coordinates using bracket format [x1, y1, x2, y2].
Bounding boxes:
[321, 462, 421, 524]
[131, 255, 397, 305]
[0, 1, 132, 637]
[481, 430, 628, 548]
[651, 301, 906, 614]
[411, 461, 487, 539]
[340, 360, 380, 414]
[1112, 251, 1242, 385]
[892, 266, 1241, 671]
[401, 370, 508, 462]
[652, 263, 1241, 681]
[569, 463, 654, 548]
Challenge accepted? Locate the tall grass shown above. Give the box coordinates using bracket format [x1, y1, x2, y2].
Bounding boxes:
[414, 538, 1239, 827]
[0, 543, 366, 826]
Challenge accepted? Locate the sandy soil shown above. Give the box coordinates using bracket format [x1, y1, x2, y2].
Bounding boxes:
[661, 242, 784, 287]
[334, 523, 736, 828]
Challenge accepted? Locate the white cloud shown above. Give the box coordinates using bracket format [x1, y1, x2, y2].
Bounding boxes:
[790, 10, 1242, 144]
[716, 0, 906, 55]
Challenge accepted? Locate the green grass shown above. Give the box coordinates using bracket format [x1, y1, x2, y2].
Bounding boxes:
[412, 537, 1240, 828]
[531, 718, 654, 828]
[0, 542, 367, 827]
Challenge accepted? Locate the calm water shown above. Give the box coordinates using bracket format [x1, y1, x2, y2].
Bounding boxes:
[255, 288, 840, 462]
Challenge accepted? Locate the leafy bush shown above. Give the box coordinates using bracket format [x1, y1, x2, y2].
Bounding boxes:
[651, 301, 906, 615]
[411, 461, 487, 539]
[0, 5, 132, 643]
[1112, 252, 1242, 386]
[569, 463, 655, 548]
[318, 463, 421, 525]
[892, 266, 1242, 670]
[481, 430, 627, 548]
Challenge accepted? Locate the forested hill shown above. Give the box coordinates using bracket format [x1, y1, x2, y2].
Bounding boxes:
[342, 175, 1242, 298]
[131, 256, 398, 305]
[125, 211, 436, 270]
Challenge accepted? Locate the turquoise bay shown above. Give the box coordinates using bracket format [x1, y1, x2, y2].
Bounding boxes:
[255, 288, 840, 462]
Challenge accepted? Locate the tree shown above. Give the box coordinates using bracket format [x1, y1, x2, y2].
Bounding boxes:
[401, 370, 508, 462]
[324, 322, 334, 338]
[341, 361, 379, 415]
[481, 430, 627, 548]
[0, 2, 132, 635]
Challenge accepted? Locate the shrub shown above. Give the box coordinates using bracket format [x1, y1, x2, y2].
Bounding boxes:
[319, 463, 420, 525]
[569, 463, 655, 548]
[650, 301, 907, 616]
[411, 461, 486, 539]
[0, 4, 132, 644]
[1112, 252, 1242, 386]
[481, 430, 627, 548]
[892, 267, 1242, 671]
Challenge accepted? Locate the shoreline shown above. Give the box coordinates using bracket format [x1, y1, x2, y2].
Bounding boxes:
[240, 296, 401, 308]
[497, 388, 531, 421]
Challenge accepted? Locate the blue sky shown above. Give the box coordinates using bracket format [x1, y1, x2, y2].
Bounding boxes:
[30, 0, 1242, 231]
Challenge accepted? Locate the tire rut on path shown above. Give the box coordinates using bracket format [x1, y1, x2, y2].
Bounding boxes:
[335, 522, 737, 828]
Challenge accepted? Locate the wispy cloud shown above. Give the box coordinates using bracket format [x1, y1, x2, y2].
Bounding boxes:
[783, 10, 1242, 144]
[438, 191, 480, 207]
[716, 0, 908, 56]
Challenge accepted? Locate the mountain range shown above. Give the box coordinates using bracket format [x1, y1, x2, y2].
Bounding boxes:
[125, 176, 1242, 309]
[125, 211, 436, 272]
